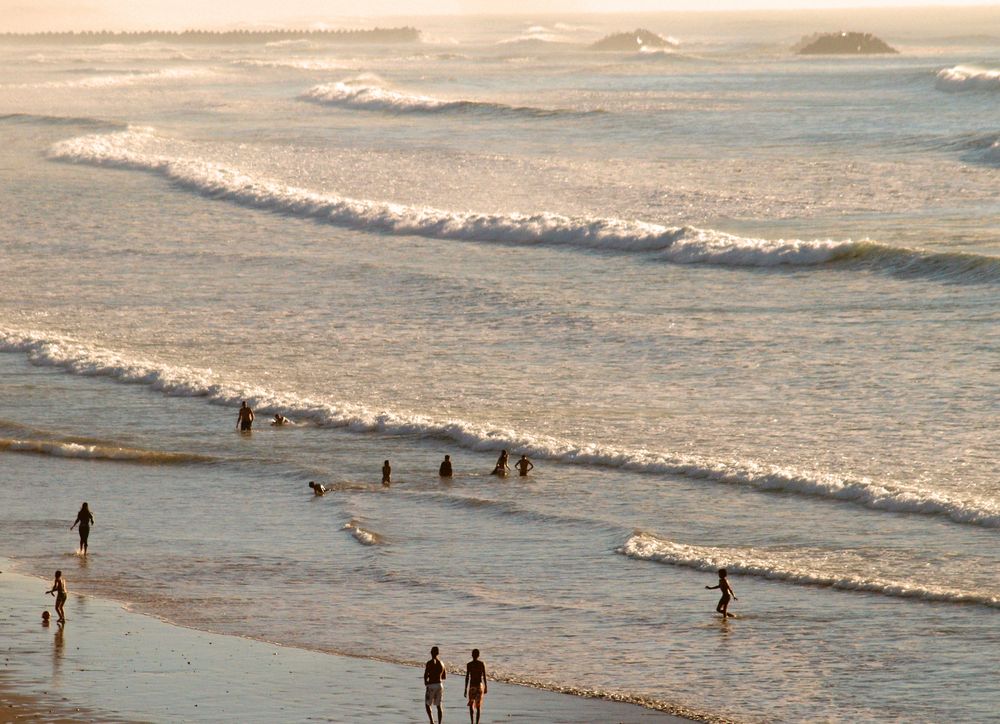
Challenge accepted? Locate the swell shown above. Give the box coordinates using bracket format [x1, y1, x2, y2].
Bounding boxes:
[7, 68, 210, 90]
[619, 532, 1000, 609]
[0, 436, 215, 464]
[3, 327, 999, 530]
[0, 112, 126, 129]
[47, 128, 1000, 282]
[299, 79, 595, 117]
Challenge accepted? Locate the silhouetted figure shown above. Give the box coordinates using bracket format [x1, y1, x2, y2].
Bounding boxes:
[514, 454, 534, 477]
[464, 648, 488, 724]
[706, 568, 737, 617]
[42, 610, 51, 627]
[308, 481, 328, 496]
[439, 455, 453, 478]
[382, 460, 392, 487]
[70, 502, 94, 554]
[491, 450, 509, 477]
[271, 413, 289, 426]
[47, 570, 67, 623]
[424, 645, 447, 724]
[237, 400, 255, 432]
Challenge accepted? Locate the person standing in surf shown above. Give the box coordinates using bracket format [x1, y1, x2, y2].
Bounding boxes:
[491, 450, 509, 476]
[70, 502, 94, 554]
[47, 570, 67, 623]
[439, 455, 453, 478]
[236, 400, 255, 432]
[514, 454, 534, 477]
[382, 460, 392, 487]
[706, 568, 737, 617]
[424, 645, 446, 724]
[464, 648, 488, 724]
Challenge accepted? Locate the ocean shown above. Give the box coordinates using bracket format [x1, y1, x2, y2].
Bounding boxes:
[1, 9, 998, 722]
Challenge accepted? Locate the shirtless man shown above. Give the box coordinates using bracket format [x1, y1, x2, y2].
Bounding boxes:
[464, 649, 488, 724]
[514, 454, 534, 477]
[236, 401, 255, 432]
[424, 646, 446, 724]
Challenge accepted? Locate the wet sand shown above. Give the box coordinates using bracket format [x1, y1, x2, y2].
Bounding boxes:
[1, 561, 693, 723]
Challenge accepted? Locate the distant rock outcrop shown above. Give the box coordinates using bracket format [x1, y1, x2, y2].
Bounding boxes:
[796, 32, 898, 55]
[590, 29, 673, 51]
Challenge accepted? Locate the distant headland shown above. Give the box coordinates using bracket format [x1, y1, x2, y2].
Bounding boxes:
[795, 32, 898, 55]
[0, 27, 420, 44]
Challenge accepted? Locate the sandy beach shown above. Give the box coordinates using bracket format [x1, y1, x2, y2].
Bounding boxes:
[1, 560, 691, 723]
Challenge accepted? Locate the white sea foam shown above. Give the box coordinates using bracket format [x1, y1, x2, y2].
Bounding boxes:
[619, 532, 1000, 608]
[935, 65, 1000, 92]
[343, 520, 382, 546]
[3, 327, 999, 529]
[233, 58, 353, 71]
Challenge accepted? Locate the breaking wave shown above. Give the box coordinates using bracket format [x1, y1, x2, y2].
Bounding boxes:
[232, 58, 353, 71]
[0, 436, 213, 464]
[299, 77, 587, 116]
[618, 532, 1000, 609]
[3, 327, 999, 530]
[47, 128, 1000, 281]
[343, 520, 383, 546]
[935, 65, 1000, 92]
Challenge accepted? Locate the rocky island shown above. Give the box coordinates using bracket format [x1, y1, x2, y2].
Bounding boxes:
[590, 29, 675, 51]
[796, 31, 898, 55]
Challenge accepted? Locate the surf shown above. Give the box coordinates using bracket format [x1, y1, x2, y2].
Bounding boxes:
[3, 327, 999, 530]
[619, 531, 1000, 609]
[935, 65, 1000, 92]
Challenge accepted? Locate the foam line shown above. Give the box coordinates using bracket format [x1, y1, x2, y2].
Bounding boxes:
[935, 65, 1000, 92]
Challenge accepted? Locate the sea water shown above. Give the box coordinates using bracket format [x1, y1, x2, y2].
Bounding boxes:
[1, 9, 998, 722]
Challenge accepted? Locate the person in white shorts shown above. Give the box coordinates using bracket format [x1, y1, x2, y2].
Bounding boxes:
[424, 645, 446, 724]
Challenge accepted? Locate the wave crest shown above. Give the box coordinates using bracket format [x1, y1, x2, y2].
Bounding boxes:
[0, 436, 213, 464]
[343, 520, 383, 546]
[619, 532, 1000, 608]
[935, 65, 1000, 92]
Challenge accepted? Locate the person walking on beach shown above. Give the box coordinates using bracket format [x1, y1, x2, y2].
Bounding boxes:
[236, 401, 255, 432]
[70, 502, 94, 554]
[47, 570, 67, 623]
[706, 568, 737, 617]
[439, 455, 453, 478]
[424, 645, 446, 724]
[514, 454, 534, 477]
[464, 648, 488, 724]
[382, 460, 392, 487]
[491, 450, 509, 476]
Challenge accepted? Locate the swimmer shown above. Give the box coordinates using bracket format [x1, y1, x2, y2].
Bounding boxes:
[308, 481, 328, 496]
[271, 414, 290, 426]
[514, 454, 533, 477]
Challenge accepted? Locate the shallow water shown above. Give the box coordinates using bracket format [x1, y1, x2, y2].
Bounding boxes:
[1, 10, 998, 722]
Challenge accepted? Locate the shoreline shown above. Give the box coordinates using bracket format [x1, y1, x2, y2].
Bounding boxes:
[1, 559, 709, 723]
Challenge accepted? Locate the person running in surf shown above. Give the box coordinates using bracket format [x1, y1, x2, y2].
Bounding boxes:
[514, 454, 534, 477]
[236, 401, 255, 432]
[70, 502, 94, 554]
[382, 460, 392, 487]
[706, 568, 737, 617]
[464, 648, 488, 724]
[424, 645, 446, 724]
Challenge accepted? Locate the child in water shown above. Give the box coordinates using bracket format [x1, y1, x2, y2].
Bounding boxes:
[382, 460, 391, 487]
[705, 568, 737, 617]
[47, 570, 67, 623]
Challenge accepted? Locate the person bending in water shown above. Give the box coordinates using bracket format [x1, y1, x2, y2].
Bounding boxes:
[271, 414, 289, 426]
[491, 450, 509, 476]
[382, 460, 392, 487]
[236, 401, 255, 432]
[424, 645, 446, 724]
[514, 454, 534, 477]
[47, 570, 67, 623]
[464, 648, 488, 724]
[70, 502, 94, 554]
[706, 568, 737, 617]
[308, 481, 328, 496]
[439, 455, 453, 478]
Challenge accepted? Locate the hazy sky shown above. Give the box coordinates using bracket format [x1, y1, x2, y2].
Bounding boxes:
[0, 0, 996, 32]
